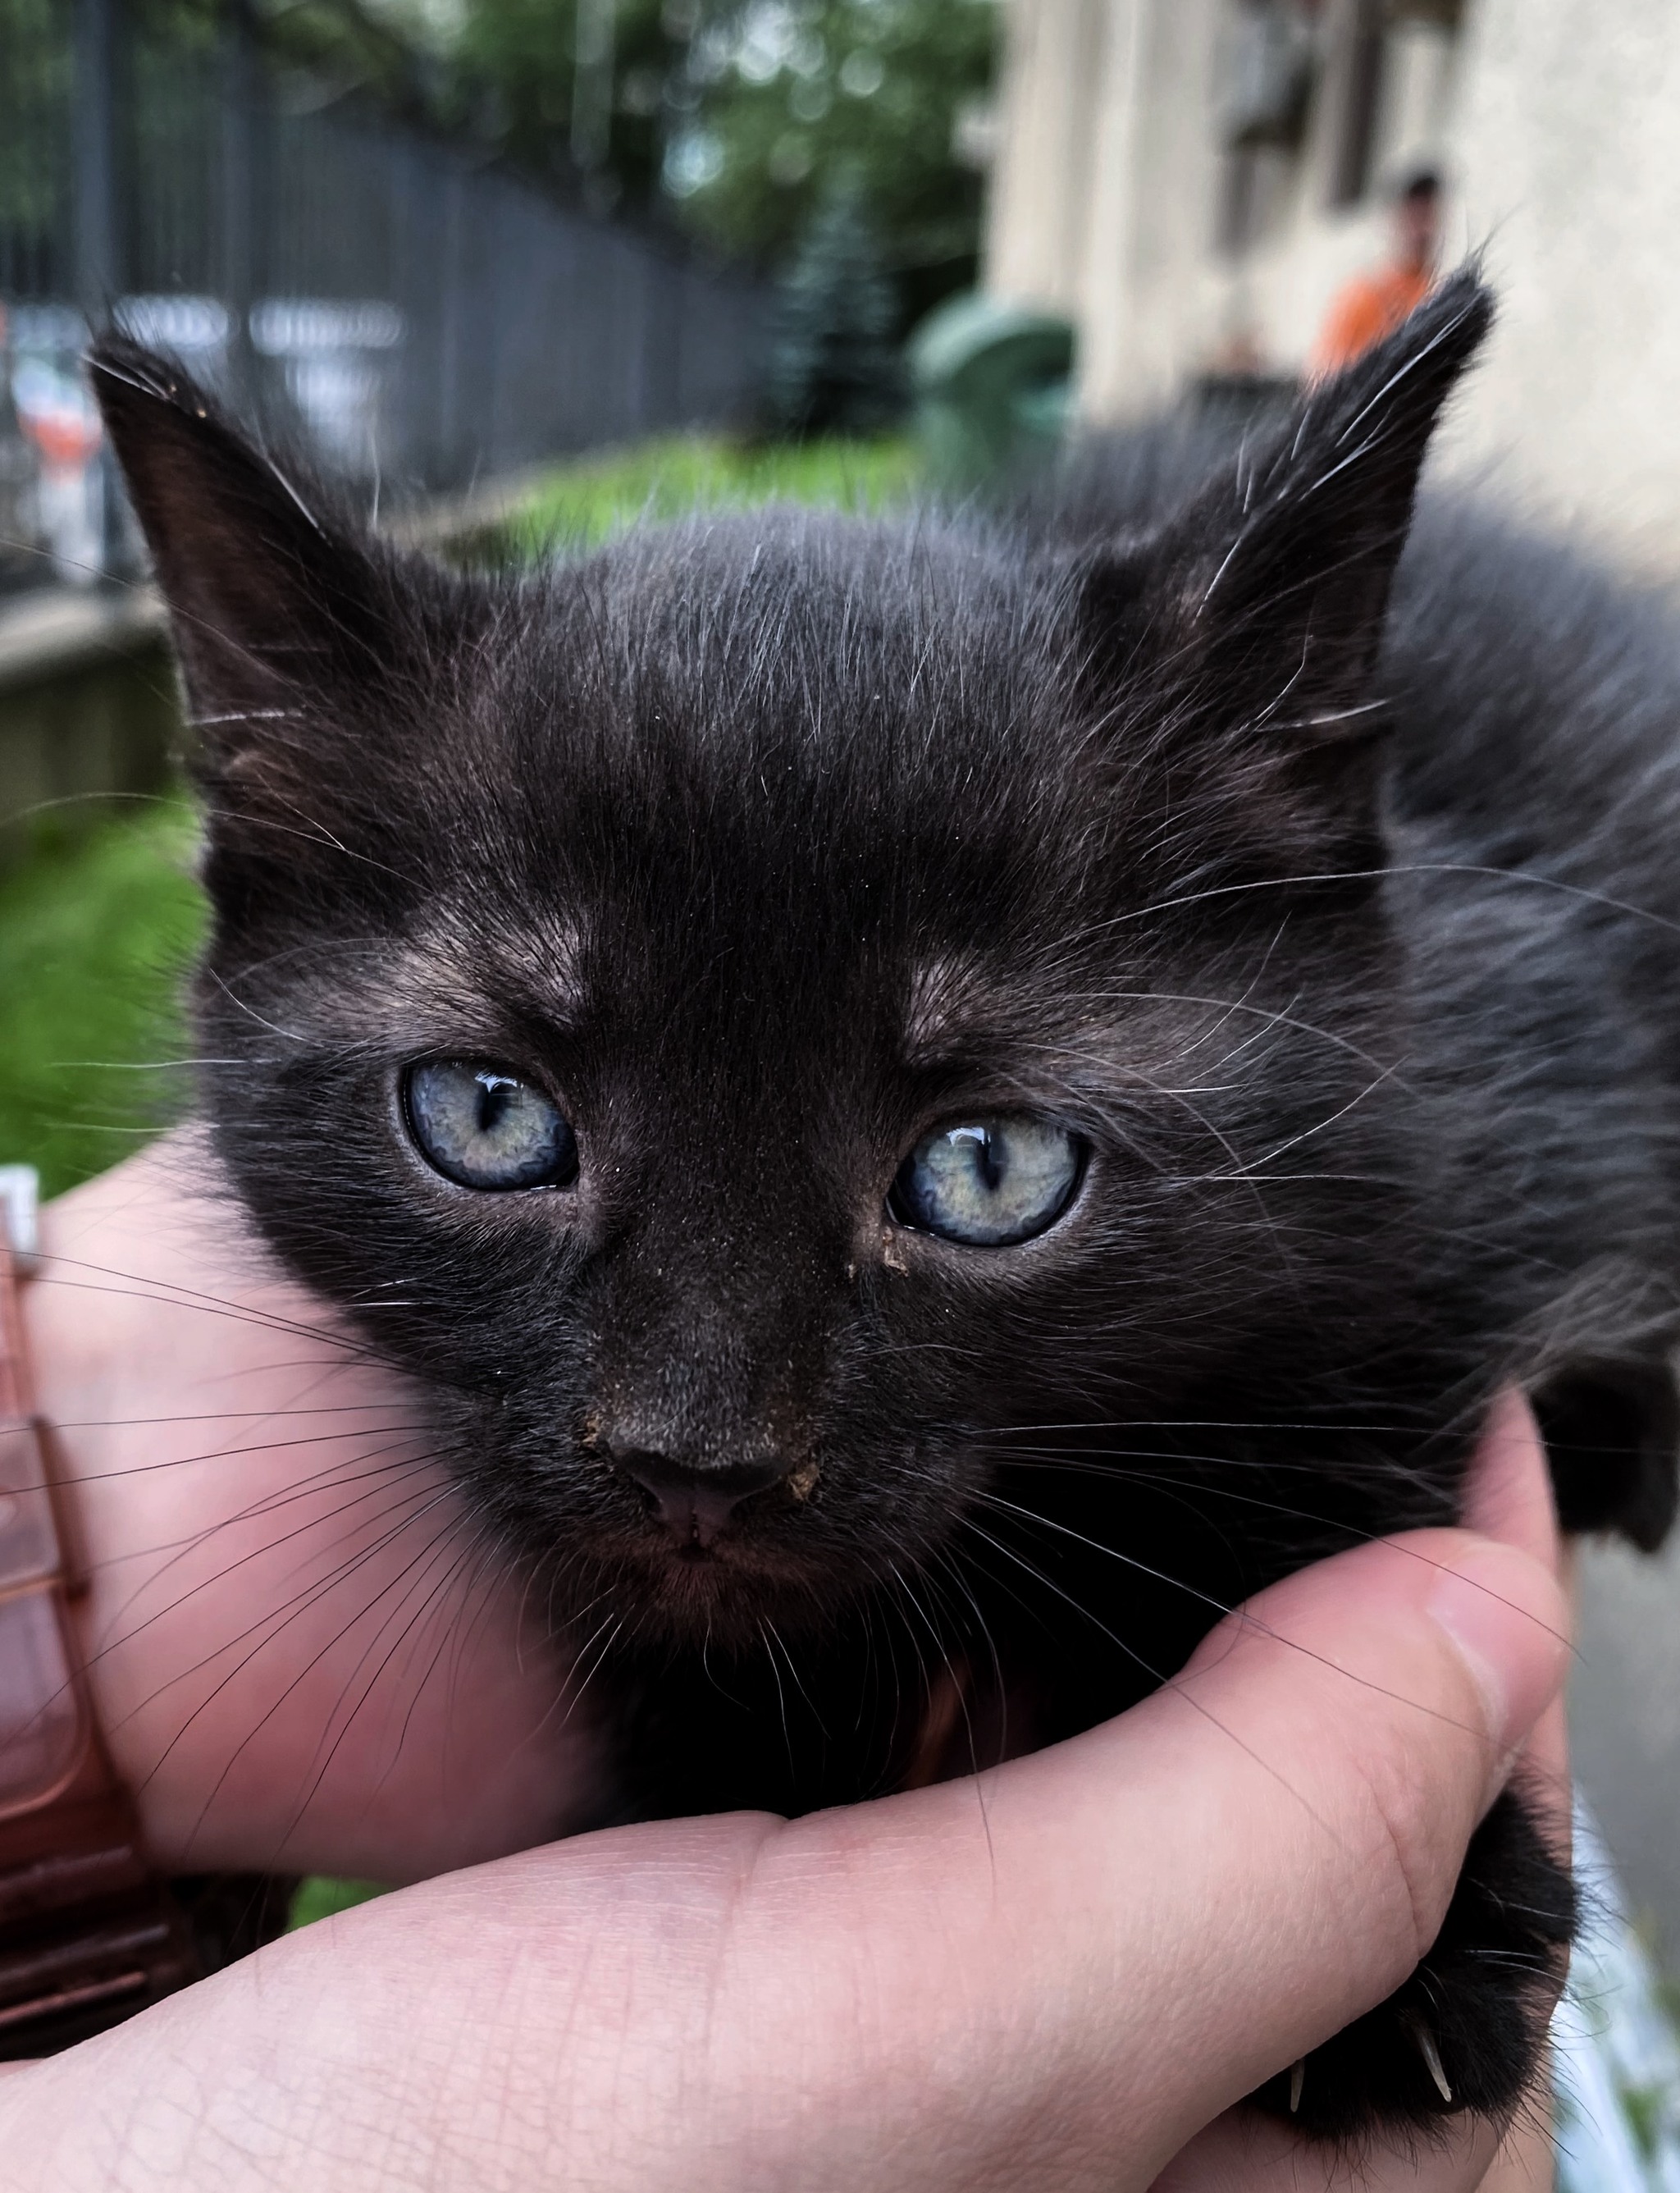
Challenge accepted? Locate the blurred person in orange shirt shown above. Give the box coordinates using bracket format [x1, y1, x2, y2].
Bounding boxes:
[1310, 167, 1441, 377]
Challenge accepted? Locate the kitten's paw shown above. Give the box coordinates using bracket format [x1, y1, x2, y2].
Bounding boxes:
[1251, 1788, 1573, 2141]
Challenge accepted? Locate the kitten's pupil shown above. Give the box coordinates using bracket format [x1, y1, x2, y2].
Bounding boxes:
[955, 1126, 1003, 1194]
[477, 1076, 514, 1132]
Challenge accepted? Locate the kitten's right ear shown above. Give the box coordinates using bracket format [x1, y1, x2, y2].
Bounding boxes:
[89, 336, 390, 721]
[1071, 274, 1492, 856]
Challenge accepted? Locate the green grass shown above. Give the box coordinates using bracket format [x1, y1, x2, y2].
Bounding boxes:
[486, 431, 922, 562]
[285, 1876, 390, 1930]
[0, 799, 204, 1197]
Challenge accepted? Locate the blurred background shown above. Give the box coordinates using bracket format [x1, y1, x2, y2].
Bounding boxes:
[7, 0, 1680, 2072]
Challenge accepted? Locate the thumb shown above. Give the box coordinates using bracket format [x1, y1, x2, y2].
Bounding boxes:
[738, 1485, 1570, 2185]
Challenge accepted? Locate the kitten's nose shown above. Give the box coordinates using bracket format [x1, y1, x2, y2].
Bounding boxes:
[609, 1447, 789, 1547]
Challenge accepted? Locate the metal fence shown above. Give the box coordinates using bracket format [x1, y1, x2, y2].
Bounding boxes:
[0, 0, 771, 590]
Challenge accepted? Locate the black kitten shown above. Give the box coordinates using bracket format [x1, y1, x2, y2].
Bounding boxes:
[94, 272, 1679, 2140]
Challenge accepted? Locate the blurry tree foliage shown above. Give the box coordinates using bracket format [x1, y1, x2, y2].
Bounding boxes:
[669, 0, 996, 290]
[265, 0, 999, 295]
[58, 0, 991, 254]
[248, 0, 697, 216]
[0, 0, 72, 258]
[0, 0, 997, 330]
[766, 181, 901, 433]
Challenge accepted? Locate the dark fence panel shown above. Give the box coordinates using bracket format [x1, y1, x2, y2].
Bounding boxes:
[0, 1, 77, 304]
[0, 0, 769, 590]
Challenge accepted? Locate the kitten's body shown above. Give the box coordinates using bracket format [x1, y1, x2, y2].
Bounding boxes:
[92, 276, 1680, 2138]
[1390, 505, 1680, 1471]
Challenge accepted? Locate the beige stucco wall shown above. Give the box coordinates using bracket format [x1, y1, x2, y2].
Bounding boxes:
[986, 0, 1224, 419]
[1071, 0, 1226, 421]
[984, 0, 1109, 318]
[1439, 0, 1680, 571]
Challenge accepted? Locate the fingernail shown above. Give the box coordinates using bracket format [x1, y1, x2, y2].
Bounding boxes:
[1428, 1544, 1565, 1767]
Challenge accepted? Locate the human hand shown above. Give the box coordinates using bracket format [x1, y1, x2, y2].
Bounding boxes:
[0, 1226, 1571, 2193]
[25, 1135, 605, 1880]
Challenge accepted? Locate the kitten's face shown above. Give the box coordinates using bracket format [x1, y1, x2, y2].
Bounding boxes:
[93, 286, 1488, 1647]
[182, 522, 1400, 1644]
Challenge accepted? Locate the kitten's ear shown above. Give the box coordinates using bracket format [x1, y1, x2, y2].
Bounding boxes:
[1081, 272, 1493, 757]
[89, 335, 391, 722]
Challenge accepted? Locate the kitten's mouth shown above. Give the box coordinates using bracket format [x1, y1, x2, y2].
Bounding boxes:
[614, 1534, 829, 1636]
[594, 1488, 850, 1636]
[664, 1536, 734, 1576]
[628, 1512, 806, 1579]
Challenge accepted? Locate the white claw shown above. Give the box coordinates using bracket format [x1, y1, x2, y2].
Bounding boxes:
[1413, 2020, 1453, 2104]
[1289, 2059, 1306, 2114]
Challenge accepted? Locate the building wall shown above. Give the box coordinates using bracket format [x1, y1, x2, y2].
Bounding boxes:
[986, 1, 1463, 423]
[1217, 6, 1463, 395]
[984, 0, 1680, 570]
[984, 0, 1110, 318]
[1449, 0, 1680, 1962]
[1441, 0, 1680, 569]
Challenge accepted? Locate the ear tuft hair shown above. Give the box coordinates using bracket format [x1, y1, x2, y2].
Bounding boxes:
[89, 332, 391, 720]
[1080, 269, 1494, 750]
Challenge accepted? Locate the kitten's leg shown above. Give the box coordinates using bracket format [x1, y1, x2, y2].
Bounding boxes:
[1250, 1786, 1573, 2141]
[1534, 1363, 1679, 1551]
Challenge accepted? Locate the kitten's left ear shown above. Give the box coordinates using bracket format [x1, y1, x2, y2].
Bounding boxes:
[1081, 271, 1493, 756]
[89, 334, 395, 724]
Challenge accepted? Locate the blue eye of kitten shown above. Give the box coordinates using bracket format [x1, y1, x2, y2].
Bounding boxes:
[890, 1117, 1084, 1246]
[404, 1061, 578, 1191]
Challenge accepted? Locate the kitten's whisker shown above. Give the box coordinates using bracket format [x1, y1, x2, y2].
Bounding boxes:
[557, 1612, 627, 1732]
[762, 1616, 828, 1738]
[1208, 1067, 1399, 1180]
[87, 1452, 456, 1686]
[93, 1471, 457, 1703]
[1001, 1458, 1579, 1652]
[91, 1432, 450, 1586]
[955, 1512, 1350, 1844]
[114, 1444, 453, 1558]
[883, 1565, 938, 1725]
[955, 1514, 1168, 1684]
[204, 966, 314, 1046]
[973, 1487, 1563, 1725]
[969, 1437, 1442, 1496]
[134, 1481, 474, 1816]
[972, 1415, 1442, 1437]
[758, 1620, 796, 1769]
[180, 1505, 478, 1856]
[279, 1541, 505, 1849]
[50, 1403, 430, 1432]
[395, 1533, 519, 1791]
[0, 788, 183, 829]
[51, 1423, 438, 1491]
[925, 1542, 1009, 1786]
[38, 1254, 386, 1355]
[1056, 859, 1680, 950]
[280, 1520, 507, 1836]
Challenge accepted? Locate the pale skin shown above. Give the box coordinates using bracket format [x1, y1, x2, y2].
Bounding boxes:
[0, 1140, 1570, 2191]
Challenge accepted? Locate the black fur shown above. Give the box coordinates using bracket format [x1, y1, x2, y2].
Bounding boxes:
[94, 272, 1674, 2138]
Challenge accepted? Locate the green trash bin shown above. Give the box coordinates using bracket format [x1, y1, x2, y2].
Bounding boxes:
[908, 294, 1075, 491]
